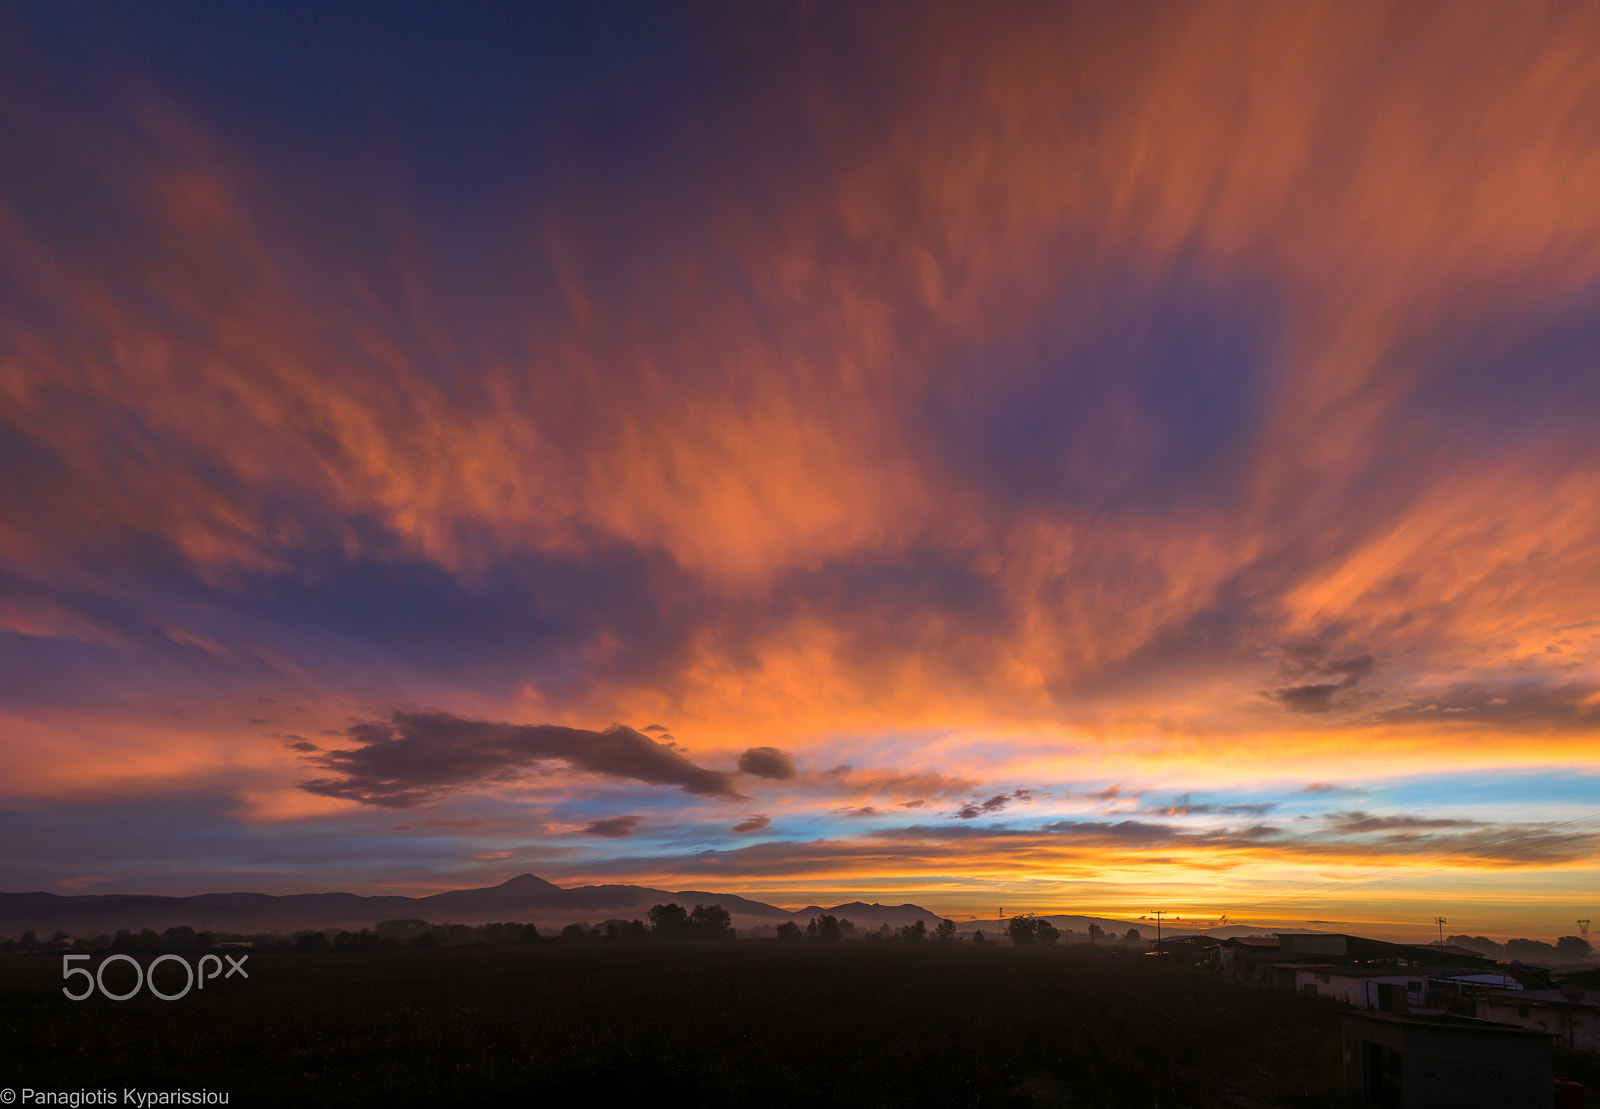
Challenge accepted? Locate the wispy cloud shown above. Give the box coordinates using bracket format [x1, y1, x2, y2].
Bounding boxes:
[4, 2, 1600, 923]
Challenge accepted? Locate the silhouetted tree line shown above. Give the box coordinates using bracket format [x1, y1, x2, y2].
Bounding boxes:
[1006, 915, 1060, 946]
[1447, 933, 1593, 961]
[0, 912, 1205, 955]
[0, 927, 226, 954]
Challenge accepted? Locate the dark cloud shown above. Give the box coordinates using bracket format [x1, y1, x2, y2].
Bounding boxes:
[641, 724, 669, 733]
[1039, 818, 1187, 842]
[731, 815, 770, 834]
[953, 789, 1035, 820]
[812, 765, 980, 800]
[1372, 681, 1600, 730]
[1267, 653, 1377, 714]
[1062, 784, 1143, 803]
[582, 815, 643, 838]
[836, 806, 881, 818]
[738, 746, 797, 780]
[1270, 683, 1345, 712]
[1406, 824, 1600, 865]
[1324, 654, 1376, 679]
[1297, 782, 1347, 794]
[1232, 823, 1284, 840]
[298, 710, 744, 807]
[1144, 796, 1276, 817]
[1326, 811, 1482, 835]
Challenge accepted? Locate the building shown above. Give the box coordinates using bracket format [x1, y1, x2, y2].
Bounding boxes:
[1475, 990, 1600, 1055]
[1298, 965, 1430, 1012]
[1219, 932, 1499, 998]
[1341, 1012, 1554, 1108]
[1296, 964, 1528, 1013]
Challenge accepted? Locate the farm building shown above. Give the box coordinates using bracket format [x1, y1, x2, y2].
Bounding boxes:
[1296, 964, 1528, 1013]
[1341, 1011, 1554, 1108]
[1474, 990, 1600, 1055]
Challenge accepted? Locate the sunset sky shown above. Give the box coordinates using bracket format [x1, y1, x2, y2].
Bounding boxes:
[2, 2, 1597, 941]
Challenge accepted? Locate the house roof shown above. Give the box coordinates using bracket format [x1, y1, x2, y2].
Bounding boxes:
[1340, 1011, 1556, 1038]
[1301, 964, 1463, 979]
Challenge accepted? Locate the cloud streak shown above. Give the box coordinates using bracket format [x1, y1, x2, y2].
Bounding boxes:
[299, 712, 743, 807]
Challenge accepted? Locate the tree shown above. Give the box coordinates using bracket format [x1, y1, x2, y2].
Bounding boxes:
[898, 920, 927, 942]
[1556, 935, 1593, 958]
[689, 904, 735, 940]
[807, 915, 842, 942]
[972, 930, 987, 944]
[1007, 916, 1038, 946]
[1505, 938, 1557, 960]
[649, 903, 691, 940]
[1088, 923, 1104, 946]
[559, 922, 592, 942]
[1124, 928, 1141, 944]
[605, 919, 649, 942]
[776, 921, 803, 941]
[935, 919, 957, 943]
[1449, 934, 1501, 957]
[1036, 920, 1060, 946]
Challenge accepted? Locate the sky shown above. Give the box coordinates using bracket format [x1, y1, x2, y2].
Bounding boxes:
[2, 1, 1597, 942]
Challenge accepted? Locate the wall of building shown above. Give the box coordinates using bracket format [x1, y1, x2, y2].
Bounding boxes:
[1278, 932, 1348, 956]
[1341, 1015, 1554, 1109]
[1297, 968, 1426, 1011]
[1476, 995, 1600, 1055]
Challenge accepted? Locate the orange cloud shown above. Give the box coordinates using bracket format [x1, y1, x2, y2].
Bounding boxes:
[3, 3, 1599, 917]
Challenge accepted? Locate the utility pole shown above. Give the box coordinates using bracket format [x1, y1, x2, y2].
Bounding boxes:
[1152, 910, 1167, 955]
[1435, 916, 1446, 947]
[1579, 919, 1591, 940]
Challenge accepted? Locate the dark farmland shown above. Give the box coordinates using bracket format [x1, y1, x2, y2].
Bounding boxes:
[0, 944, 1344, 1108]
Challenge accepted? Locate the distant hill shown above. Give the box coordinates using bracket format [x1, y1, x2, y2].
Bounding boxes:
[0, 874, 951, 937]
[0, 877, 1364, 941]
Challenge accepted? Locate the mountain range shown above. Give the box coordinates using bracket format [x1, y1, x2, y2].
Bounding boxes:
[1, 874, 1333, 940]
[0, 874, 963, 937]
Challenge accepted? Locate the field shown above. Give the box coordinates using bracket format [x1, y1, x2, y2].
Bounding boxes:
[1, 943, 1350, 1108]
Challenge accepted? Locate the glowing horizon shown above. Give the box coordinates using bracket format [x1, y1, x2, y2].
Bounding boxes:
[1, 2, 1596, 945]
